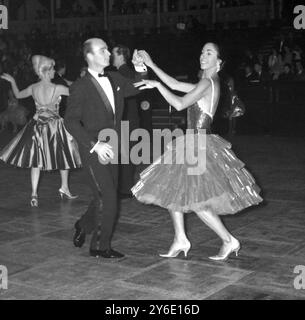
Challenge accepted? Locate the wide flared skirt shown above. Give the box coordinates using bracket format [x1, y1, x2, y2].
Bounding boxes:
[132, 134, 263, 215]
[0, 118, 82, 171]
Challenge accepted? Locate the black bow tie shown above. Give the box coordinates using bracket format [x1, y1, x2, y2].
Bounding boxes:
[98, 73, 108, 78]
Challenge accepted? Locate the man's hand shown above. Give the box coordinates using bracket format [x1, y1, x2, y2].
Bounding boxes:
[137, 50, 154, 68]
[0, 73, 15, 84]
[132, 49, 147, 72]
[134, 79, 160, 90]
[94, 142, 114, 162]
[131, 49, 143, 66]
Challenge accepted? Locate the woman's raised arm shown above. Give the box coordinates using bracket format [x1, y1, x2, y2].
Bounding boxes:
[1, 73, 32, 99]
[138, 50, 196, 93]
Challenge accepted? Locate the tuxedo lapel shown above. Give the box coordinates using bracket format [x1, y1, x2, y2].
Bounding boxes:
[106, 73, 121, 126]
[87, 73, 115, 125]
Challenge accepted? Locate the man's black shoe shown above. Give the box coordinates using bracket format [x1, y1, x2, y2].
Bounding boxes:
[89, 249, 125, 259]
[73, 220, 86, 248]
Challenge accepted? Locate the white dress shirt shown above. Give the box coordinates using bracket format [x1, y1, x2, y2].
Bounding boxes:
[88, 68, 115, 114]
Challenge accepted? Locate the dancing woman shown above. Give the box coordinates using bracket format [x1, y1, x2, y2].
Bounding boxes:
[132, 43, 263, 261]
[0, 55, 81, 207]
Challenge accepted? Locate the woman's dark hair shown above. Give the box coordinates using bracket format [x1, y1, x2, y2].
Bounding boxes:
[114, 44, 131, 62]
[207, 42, 226, 70]
[55, 59, 66, 72]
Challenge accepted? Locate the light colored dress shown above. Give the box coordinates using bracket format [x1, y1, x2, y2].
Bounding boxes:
[0, 86, 81, 170]
[132, 78, 262, 215]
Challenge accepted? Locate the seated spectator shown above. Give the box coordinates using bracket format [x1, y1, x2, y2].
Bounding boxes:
[282, 46, 293, 65]
[292, 46, 303, 63]
[294, 61, 305, 81]
[243, 65, 256, 84]
[268, 47, 283, 80]
[243, 49, 255, 67]
[256, 53, 267, 71]
[278, 63, 294, 81]
[252, 62, 271, 83]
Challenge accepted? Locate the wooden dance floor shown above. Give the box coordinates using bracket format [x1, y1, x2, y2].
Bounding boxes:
[0, 130, 305, 300]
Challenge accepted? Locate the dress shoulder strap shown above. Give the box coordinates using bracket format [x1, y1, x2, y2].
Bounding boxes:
[206, 77, 214, 118]
[209, 77, 214, 113]
[32, 84, 57, 106]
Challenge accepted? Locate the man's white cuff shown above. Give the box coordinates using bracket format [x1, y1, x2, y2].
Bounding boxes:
[90, 141, 100, 154]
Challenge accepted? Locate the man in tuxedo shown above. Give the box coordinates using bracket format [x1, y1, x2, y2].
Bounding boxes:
[112, 44, 140, 198]
[243, 65, 256, 84]
[52, 59, 70, 117]
[64, 38, 146, 258]
[252, 63, 271, 84]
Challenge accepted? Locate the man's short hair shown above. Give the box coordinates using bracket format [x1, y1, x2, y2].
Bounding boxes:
[55, 59, 66, 71]
[83, 40, 93, 61]
[114, 44, 130, 63]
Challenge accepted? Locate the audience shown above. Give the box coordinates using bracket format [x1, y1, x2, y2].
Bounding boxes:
[294, 61, 305, 81]
[0, 15, 304, 131]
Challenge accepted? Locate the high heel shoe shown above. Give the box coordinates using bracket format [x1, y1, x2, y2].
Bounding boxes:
[159, 241, 191, 258]
[59, 188, 79, 200]
[30, 196, 38, 207]
[208, 238, 240, 261]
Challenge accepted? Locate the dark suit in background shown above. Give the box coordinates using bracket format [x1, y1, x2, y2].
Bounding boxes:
[117, 63, 140, 195]
[52, 72, 68, 117]
[0, 79, 9, 113]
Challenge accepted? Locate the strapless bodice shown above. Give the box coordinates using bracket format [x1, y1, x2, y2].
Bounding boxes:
[187, 78, 215, 133]
[188, 101, 213, 133]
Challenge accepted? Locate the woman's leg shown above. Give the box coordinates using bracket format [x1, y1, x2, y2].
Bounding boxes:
[196, 210, 232, 243]
[31, 167, 40, 197]
[170, 211, 189, 244]
[60, 169, 69, 191]
[30, 167, 40, 207]
[160, 211, 191, 258]
[59, 169, 78, 199]
[195, 210, 240, 260]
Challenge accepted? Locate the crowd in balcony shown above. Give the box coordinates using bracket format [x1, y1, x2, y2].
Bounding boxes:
[1, 22, 305, 121]
[216, 0, 255, 8]
[236, 32, 305, 87]
[35, 5, 99, 19]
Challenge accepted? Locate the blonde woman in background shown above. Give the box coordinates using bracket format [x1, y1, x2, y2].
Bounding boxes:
[0, 55, 81, 207]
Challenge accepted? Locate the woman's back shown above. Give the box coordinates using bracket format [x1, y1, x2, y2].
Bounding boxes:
[32, 82, 59, 107]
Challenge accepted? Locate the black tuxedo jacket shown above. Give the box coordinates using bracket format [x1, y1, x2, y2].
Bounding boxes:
[64, 71, 144, 160]
[53, 73, 68, 117]
[118, 64, 140, 128]
[53, 73, 68, 87]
